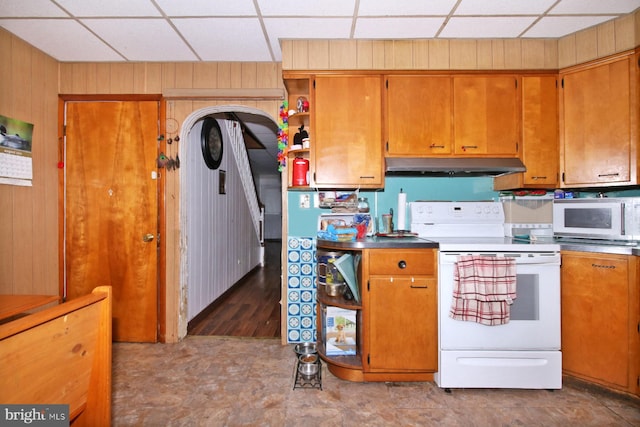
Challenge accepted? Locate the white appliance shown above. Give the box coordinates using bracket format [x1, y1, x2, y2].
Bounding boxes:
[410, 201, 562, 389]
[553, 197, 640, 242]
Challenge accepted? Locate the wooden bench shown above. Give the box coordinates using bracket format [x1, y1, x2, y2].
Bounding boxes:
[0, 286, 112, 426]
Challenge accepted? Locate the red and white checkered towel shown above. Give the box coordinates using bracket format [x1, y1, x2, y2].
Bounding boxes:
[449, 255, 517, 326]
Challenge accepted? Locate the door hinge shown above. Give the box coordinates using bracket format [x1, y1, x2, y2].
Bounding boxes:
[561, 172, 565, 183]
[63, 125, 67, 137]
[313, 79, 316, 89]
[367, 280, 370, 291]
[515, 78, 518, 89]
[367, 354, 370, 365]
[561, 78, 564, 88]
[386, 79, 389, 89]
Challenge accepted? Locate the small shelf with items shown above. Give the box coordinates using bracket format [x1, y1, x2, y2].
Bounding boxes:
[317, 302, 363, 371]
[283, 74, 312, 189]
[315, 249, 364, 379]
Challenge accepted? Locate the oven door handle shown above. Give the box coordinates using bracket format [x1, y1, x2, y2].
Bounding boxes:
[439, 254, 561, 265]
[508, 255, 561, 265]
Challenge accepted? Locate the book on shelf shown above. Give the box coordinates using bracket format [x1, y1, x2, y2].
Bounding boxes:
[323, 306, 357, 356]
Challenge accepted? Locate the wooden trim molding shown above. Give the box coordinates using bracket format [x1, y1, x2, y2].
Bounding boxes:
[162, 88, 285, 100]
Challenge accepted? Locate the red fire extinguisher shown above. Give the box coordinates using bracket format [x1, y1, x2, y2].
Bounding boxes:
[292, 157, 309, 186]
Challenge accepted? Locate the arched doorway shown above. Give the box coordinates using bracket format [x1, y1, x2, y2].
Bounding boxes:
[178, 106, 282, 334]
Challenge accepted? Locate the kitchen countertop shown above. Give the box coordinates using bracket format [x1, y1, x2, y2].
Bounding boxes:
[317, 236, 438, 250]
[318, 236, 640, 256]
[552, 238, 640, 256]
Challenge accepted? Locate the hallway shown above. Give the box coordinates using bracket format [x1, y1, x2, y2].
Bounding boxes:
[188, 240, 282, 338]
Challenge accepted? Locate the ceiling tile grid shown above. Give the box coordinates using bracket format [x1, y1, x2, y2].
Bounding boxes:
[0, 0, 638, 62]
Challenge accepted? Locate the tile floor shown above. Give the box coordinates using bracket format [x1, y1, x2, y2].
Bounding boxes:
[112, 336, 640, 426]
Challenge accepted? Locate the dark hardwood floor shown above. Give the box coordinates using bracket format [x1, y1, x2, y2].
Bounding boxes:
[187, 240, 282, 338]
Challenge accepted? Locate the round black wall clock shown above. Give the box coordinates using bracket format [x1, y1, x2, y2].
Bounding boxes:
[201, 117, 223, 170]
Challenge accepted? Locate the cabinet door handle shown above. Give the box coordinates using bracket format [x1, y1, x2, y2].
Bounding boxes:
[591, 263, 616, 269]
[597, 173, 620, 177]
[410, 277, 428, 288]
[531, 176, 547, 180]
[398, 260, 406, 269]
[430, 144, 445, 149]
[461, 145, 478, 151]
[359, 176, 375, 179]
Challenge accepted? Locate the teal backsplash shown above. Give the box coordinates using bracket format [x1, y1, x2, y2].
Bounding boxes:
[287, 176, 499, 236]
[288, 176, 640, 236]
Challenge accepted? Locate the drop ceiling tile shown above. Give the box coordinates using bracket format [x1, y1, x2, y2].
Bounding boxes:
[455, 0, 558, 15]
[264, 18, 352, 60]
[84, 18, 198, 61]
[0, 19, 123, 61]
[550, 0, 640, 15]
[358, 0, 458, 15]
[524, 15, 616, 37]
[257, 0, 356, 16]
[56, 0, 161, 17]
[0, 0, 67, 17]
[440, 17, 537, 38]
[355, 17, 444, 38]
[155, 0, 257, 17]
[173, 18, 272, 61]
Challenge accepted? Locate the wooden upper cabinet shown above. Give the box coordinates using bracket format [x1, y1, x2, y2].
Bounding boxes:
[494, 75, 559, 190]
[453, 75, 520, 156]
[385, 75, 453, 156]
[312, 75, 384, 189]
[560, 53, 636, 187]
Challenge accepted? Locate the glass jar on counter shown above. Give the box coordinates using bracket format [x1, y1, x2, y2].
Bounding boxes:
[357, 197, 370, 213]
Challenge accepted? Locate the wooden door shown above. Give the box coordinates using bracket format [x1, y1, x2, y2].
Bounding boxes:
[64, 100, 159, 343]
[560, 56, 632, 186]
[385, 75, 453, 156]
[453, 75, 519, 156]
[313, 75, 383, 188]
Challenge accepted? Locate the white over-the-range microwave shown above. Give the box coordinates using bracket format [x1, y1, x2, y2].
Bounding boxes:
[552, 197, 640, 242]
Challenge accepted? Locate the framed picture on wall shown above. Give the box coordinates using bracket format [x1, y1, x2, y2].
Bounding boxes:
[219, 169, 226, 194]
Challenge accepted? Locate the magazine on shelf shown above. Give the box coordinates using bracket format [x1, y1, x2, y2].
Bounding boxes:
[324, 306, 357, 356]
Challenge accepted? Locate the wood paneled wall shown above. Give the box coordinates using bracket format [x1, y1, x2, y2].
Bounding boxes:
[282, 10, 639, 71]
[0, 29, 59, 296]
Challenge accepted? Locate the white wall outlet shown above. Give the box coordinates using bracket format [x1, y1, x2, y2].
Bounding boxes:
[299, 194, 310, 209]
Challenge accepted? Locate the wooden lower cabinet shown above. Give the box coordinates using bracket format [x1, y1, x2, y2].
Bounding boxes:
[561, 251, 639, 396]
[316, 247, 438, 382]
[367, 276, 437, 372]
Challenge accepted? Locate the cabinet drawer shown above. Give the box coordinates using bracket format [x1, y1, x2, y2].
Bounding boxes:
[368, 250, 435, 276]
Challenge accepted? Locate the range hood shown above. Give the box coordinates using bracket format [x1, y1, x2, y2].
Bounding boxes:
[385, 157, 526, 177]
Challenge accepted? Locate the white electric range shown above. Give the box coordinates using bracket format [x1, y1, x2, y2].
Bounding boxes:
[410, 201, 562, 390]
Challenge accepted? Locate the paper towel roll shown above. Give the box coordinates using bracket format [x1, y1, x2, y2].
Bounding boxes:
[397, 192, 407, 231]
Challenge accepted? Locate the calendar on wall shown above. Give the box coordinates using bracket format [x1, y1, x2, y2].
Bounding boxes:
[0, 114, 33, 187]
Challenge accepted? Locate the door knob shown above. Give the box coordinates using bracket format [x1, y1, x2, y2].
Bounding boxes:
[143, 233, 155, 242]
